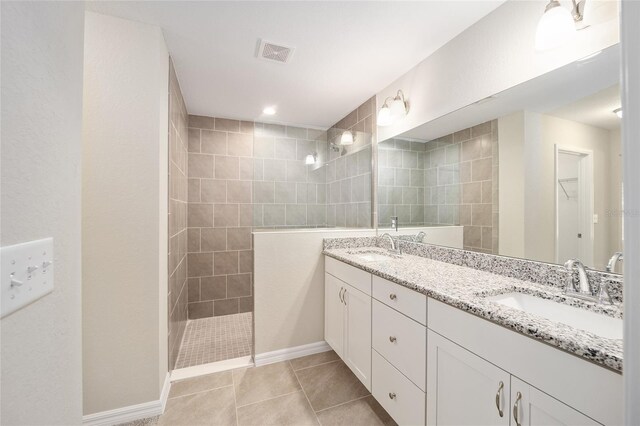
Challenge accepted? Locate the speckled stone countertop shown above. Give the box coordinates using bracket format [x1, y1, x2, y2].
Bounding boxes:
[323, 244, 623, 373]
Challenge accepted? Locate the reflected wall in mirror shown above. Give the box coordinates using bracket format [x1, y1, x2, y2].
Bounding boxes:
[378, 120, 499, 254]
[377, 45, 623, 274]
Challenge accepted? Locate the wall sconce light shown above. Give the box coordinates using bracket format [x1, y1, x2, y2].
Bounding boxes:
[613, 108, 622, 118]
[535, 0, 586, 51]
[340, 130, 354, 145]
[305, 152, 318, 165]
[378, 90, 408, 127]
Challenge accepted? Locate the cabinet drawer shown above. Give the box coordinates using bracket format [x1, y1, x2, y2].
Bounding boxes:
[373, 300, 426, 391]
[372, 275, 426, 325]
[325, 256, 371, 295]
[372, 349, 425, 426]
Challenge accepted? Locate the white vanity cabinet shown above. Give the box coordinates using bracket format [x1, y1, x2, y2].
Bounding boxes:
[510, 376, 600, 426]
[324, 256, 621, 426]
[324, 257, 372, 391]
[427, 330, 510, 426]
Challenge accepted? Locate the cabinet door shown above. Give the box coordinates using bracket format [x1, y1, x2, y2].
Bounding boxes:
[510, 377, 601, 426]
[344, 282, 372, 391]
[324, 273, 344, 358]
[427, 330, 510, 426]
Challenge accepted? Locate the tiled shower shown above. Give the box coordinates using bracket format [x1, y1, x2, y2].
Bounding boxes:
[378, 120, 499, 254]
[170, 93, 375, 370]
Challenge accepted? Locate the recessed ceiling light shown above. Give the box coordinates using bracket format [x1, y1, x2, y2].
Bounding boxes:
[263, 106, 276, 115]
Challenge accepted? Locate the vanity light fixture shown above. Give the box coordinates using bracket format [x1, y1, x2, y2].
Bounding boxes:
[377, 90, 408, 127]
[340, 130, 354, 145]
[535, 0, 586, 51]
[305, 152, 317, 165]
[613, 108, 622, 118]
[263, 106, 276, 115]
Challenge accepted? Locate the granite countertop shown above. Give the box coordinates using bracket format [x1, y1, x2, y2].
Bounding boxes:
[323, 246, 623, 372]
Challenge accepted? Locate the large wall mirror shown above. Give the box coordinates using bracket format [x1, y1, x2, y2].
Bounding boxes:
[377, 45, 623, 275]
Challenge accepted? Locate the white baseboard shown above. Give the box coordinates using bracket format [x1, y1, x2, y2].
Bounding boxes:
[171, 356, 253, 382]
[254, 341, 331, 367]
[82, 372, 171, 426]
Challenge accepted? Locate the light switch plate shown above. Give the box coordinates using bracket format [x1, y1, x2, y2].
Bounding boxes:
[1, 238, 54, 318]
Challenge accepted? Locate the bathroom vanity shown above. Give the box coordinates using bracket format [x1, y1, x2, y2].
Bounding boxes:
[323, 240, 623, 426]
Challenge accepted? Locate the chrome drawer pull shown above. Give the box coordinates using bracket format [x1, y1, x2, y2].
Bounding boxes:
[495, 381, 504, 417]
[388, 392, 396, 400]
[389, 336, 397, 343]
[389, 293, 397, 300]
[513, 391, 522, 426]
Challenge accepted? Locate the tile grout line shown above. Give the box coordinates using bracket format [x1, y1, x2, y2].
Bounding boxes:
[231, 370, 239, 426]
[168, 382, 234, 401]
[289, 360, 322, 426]
[291, 358, 341, 373]
[234, 388, 302, 410]
[314, 394, 371, 414]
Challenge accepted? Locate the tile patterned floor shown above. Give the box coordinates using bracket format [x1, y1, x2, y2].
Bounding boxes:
[175, 312, 252, 369]
[125, 351, 396, 426]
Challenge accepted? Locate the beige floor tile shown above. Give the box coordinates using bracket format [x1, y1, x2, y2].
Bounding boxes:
[169, 371, 233, 399]
[233, 361, 301, 407]
[295, 360, 370, 412]
[236, 390, 319, 426]
[289, 350, 340, 371]
[316, 396, 396, 426]
[157, 386, 236, 426]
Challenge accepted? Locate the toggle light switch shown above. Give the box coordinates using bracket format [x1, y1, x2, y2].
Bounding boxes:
[1, 238, 54, 318]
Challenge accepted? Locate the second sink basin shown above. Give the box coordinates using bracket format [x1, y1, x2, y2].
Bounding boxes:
[487, 292, 622, 340]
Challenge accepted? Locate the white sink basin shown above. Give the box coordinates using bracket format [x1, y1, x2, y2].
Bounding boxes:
[487, 292, 622, 340]
[355, 253, 395, 262]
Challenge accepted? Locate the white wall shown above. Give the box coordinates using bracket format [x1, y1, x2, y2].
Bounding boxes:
[498, 112, 526, 258]
[621, 1, 640, 421]
[0, 2, 85, 424]
[82, 11, 169, 415]
[254, 229, 376, 354]
[499, 111, 618, 269]
[377, 0, 619, 142]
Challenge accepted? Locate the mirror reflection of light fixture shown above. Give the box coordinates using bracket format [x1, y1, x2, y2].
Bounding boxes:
[305, 152, 317, 165]
[340, 130, 354, 145]
[535, 0, 585, 51]
[377, 90, 408, 127]
[613, 108, 622, 118]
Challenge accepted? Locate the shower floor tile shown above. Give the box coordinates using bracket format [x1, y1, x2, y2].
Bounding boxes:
[175, 312, 252, 369]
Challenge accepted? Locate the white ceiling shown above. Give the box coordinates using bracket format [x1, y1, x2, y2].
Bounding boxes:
[85, 1, 504, 128]
[549, 84, 621, 131]
[399, 45, 620, 141]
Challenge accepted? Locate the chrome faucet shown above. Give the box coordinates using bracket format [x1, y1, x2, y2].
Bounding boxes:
[414, 231, 426, 243]
[606, 252, 623, 273]
[391, 216, 399, 232]
[564, 258, 591, 295]
[564, 258, 613, 305]
[380, 233, 401, 255]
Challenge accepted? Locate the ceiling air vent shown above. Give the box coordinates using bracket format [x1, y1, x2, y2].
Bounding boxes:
[257, 39, 294, 63]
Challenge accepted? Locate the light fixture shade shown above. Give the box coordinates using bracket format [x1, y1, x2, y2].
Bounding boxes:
[535, 1, 576, 51]
[305, 153, 316, 165]
[340, 131, 354, 145]
[389, 98, 407, 120]
[377, 104, 392, 126]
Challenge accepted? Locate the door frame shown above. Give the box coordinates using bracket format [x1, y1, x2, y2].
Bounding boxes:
[554, 144, 594, 266]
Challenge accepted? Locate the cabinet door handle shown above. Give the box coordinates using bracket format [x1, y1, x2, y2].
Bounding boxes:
[339, 287, 344, 304]
[388, 392, 396, 400]
[495, 381, 504, 417]
[389, 336, 397, 343]
[513, 391, 522, 426]
[389, 293, 397, 300]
